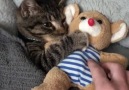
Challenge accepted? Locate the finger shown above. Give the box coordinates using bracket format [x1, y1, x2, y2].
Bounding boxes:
[101, 63, 127, 86]
[88, 60, 109, 86]
[126, 71, 129, 85]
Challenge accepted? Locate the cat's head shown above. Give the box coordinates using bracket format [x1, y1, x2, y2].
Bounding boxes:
[16, 0, 68, 42]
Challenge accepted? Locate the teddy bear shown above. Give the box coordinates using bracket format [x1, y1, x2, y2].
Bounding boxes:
[32, 4, 129, 90]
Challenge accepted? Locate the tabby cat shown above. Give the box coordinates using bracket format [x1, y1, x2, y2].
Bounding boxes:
[16, 0, 88, 73]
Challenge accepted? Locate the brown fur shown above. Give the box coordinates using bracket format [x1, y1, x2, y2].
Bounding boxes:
[69, 11, 111, 50]
[17, 0, 68, 42]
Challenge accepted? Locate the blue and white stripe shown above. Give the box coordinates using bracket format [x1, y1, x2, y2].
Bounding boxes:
[58, 46, 100, 87]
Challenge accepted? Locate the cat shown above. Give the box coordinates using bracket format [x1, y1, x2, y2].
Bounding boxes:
[16, 0, 88, 73]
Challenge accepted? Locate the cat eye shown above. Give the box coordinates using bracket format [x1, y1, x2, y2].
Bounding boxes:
[80, 17, 86, 20]
[97, 20, 103, 24]
[28, 26, 34, 29]
[43, 22, 53, 28]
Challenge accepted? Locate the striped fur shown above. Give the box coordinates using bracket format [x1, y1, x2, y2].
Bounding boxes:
[26, 32, 88, 72]
[16, 0, 88, 73]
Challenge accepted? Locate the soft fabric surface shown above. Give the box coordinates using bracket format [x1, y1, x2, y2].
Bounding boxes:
[104, 43, 129, 59]
[0, 0, 17, 35]
[13, 0, 23, 7]
[0, 29, 44, 90]
[58, 46, 100, 87]
[66, 0, 129, 60]
[66, 0, 129, 48]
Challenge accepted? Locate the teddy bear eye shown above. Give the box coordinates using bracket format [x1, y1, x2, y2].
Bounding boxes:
[80, 17, 86, 20]
[97, 20, 103, 24]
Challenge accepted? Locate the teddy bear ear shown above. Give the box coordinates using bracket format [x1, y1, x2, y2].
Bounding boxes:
[111, 21, 128, 43]
[64, 4, 80, 25]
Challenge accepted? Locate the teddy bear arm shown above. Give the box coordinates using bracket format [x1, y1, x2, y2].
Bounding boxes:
[100, 52, 128, 68]
[32, 67, 72, 90]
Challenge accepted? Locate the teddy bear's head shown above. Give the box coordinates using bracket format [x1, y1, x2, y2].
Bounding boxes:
[65, 4, 128, 50]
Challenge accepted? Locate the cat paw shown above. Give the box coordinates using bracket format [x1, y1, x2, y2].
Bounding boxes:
[26, 41, 43, 52]
[44, 41, 61, 50]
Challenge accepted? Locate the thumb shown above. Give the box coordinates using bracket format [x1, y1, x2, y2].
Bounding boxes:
[88, 60, 109, 86]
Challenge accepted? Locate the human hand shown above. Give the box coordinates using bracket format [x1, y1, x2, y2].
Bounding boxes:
[88, 60, 129, 90]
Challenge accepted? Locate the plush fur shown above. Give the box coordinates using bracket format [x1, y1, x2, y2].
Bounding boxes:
[66, 0, 129, 48]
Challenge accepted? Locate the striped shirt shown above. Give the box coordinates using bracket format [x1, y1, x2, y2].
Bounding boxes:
[58, 46, 100, 87]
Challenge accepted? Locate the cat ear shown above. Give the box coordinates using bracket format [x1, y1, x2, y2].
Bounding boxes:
[20, 0, 40, 17]
[55, 0, 65, 6]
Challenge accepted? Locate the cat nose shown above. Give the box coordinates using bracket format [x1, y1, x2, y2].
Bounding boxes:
[88, 18, 95, 26]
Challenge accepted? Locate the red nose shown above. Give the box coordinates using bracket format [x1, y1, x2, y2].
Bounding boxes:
[88, 18, 95, 26]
